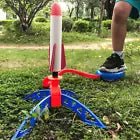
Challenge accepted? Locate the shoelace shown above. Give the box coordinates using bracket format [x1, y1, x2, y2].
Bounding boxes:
[106, 54, 116, 61]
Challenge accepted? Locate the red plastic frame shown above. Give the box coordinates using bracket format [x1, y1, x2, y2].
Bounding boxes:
[42, 69, 100, 107]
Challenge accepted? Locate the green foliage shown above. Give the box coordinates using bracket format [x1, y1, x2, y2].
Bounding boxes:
[102, 20, 112, 29]
[0, 20, 51, 45]
[100, 27, 110, 38]
[36, 6, 50, 18]
[73, 19, 89, 32]
[31, 22, 50, 35]
[35, 17, 47, 22]
[0, 20, 16, 34]
[82, 17, 91, 21]
[127, 19, 136, 32]
[127, 19, 140, 32]
[102, 19, 140, 32]
[62, 17, 74, 32]
[0, 21, 101, 45]
[88, 21, 98, 32]
[3, 20, 50, 35]
[135, 20, 140, 32]
[1, 0, 51, 32]
[12, 20, 22, 33]
[102, 19, 140, 33]
[4, 20, 27, 34]
[0, 25, 3, 31]
[0, 19, 14, 27]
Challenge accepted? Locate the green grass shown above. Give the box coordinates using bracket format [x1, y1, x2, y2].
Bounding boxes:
[127, 31, 140, 38]
[0, 42, 140, 140]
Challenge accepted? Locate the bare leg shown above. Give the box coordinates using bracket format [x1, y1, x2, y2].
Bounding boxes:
[112, 1, 132, 51]
[100, 1, 132, 72]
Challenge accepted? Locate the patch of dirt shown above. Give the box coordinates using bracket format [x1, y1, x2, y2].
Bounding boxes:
[0, 38, 139, 50]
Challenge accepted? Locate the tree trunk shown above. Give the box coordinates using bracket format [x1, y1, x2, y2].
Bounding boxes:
[105, 0, 115, 19]
[98, 0, 106, 36]
[90, 5, 94, 20]
[76, 6, 79, 19]
[18, 14, 29, 32]
[21, 22, 28, 31]
[75, 2, 80, 19]
[69, 8, 74, 18]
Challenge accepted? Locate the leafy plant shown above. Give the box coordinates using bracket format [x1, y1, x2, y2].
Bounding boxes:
[35, 17, 47, 22]
[102, 20, 112, 29]
[62, 17, 74, 32]
[73, 19, 89, 32]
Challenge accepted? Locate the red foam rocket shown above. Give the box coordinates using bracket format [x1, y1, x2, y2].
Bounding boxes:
[49, 2, 66, 72]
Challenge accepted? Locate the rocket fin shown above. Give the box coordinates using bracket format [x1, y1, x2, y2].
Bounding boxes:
[48, 45, 50, 69]
[61, 43, 66, 69]
[50, 44, 56, 72]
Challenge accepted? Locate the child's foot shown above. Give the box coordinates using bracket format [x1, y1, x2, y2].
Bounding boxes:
[99, 53, 127, 72]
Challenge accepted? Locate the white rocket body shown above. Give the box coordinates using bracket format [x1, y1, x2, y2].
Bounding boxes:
[49, 3, 65, 72]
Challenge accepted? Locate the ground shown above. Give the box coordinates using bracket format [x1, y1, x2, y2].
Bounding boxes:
[0, 38, 139, 50]
[0, 38, 140, 140]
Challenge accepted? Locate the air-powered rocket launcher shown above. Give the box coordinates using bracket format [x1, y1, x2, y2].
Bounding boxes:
[11, 2, 127, 139]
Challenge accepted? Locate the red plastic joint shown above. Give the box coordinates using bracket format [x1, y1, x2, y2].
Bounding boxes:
[42, 77, 50, 88]
[42, 76, 62, 108]
[50, 77, 61, 107]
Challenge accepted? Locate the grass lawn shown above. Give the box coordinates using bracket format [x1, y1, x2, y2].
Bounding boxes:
[0, 42, 140, 140]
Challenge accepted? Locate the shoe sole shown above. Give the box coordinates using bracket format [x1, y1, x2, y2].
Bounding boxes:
[99, 65, 127, 73]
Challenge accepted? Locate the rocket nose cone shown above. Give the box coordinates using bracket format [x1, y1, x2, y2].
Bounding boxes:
[51, 2, 62, 16]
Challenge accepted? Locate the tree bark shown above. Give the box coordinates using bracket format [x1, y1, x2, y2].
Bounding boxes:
[76, 3, 80, 19]
[98, 0, 106, 36]
[69, 8, 74, 18]
[105, 0, 115, 19]
[90, 5, 94, 20]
